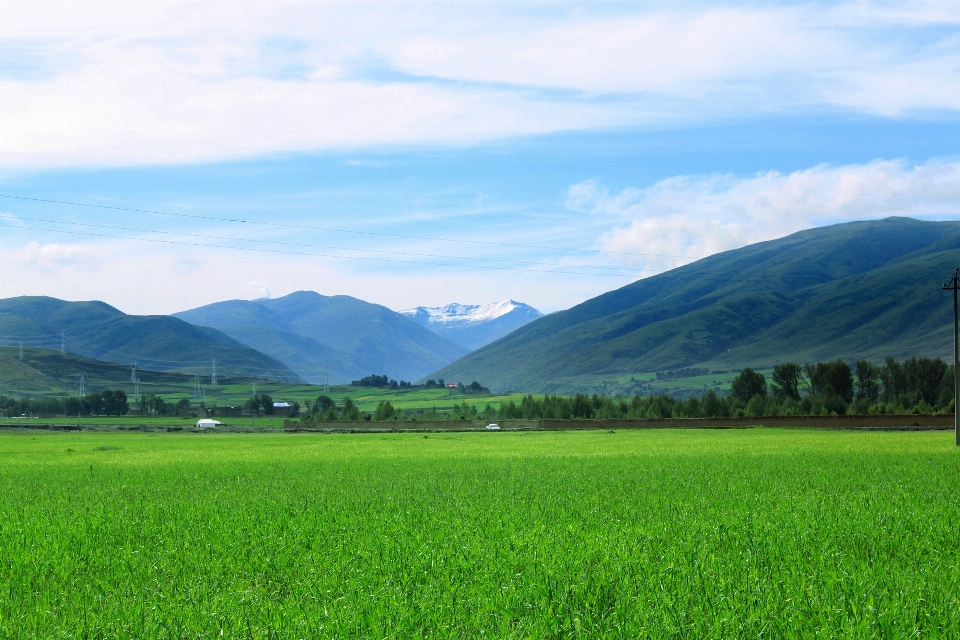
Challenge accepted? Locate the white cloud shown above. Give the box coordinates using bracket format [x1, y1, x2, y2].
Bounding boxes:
[4, 240, 102, 272]
[573, 159, 960, 273]
[0, 235, 602, 315]
[2, 1, 960, 168]
[247, 280, 271, 299]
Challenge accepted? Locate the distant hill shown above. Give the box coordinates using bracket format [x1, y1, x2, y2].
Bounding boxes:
[0, 346, 203, 397]
[399, 300, 543, 350]
[174, 291, 469, 383]
[0, 297, 300, 382]
[431, 217, 960, 394]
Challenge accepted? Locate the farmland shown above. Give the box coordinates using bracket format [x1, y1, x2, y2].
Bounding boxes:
[0, 346, 528, 415]
[3, 429, 960, 637]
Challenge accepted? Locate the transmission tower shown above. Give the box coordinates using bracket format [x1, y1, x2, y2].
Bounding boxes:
[131, 364, 139, 402]
[211, 359, 217, 386]
[194, 368, 201, 400]
[60, 333, 66, 356]
[77, 374, 85, 398]
[18, 341, 23, 360]
[324, 365, 329, 394]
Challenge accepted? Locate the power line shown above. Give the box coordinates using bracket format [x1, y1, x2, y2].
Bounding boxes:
[0, 193, 695, 259]
[3, 215, 640, 275]
[6, 218, 950, 284]
[0, 222, 643, 278]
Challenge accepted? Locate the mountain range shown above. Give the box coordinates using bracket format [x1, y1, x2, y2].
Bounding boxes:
[4, 218, 955, 396]
[0, 296, 298, 381]
[173, 291, 469, 384]
[399, 300, 543, 350]
[431, 217, 960, 393]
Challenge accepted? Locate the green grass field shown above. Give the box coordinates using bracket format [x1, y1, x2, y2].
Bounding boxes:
[2, 429, 959, 637]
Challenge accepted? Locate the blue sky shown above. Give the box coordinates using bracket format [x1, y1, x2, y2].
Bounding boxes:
[2, 1, 960, 315]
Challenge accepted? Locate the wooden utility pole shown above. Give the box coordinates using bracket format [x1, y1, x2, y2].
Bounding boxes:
[944, 267, 960, 446]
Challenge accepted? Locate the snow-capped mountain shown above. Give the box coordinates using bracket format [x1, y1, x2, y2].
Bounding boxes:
[399, 300, 543, 350]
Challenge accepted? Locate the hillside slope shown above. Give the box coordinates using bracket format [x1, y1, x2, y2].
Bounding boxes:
[175, 291, 469, 383]
[0, 297, 300, 382]
[0, 346, 205, 397]
[431, 218, 960, 393]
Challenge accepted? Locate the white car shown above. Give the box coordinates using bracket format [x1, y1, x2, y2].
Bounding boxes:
[485, 423, 500, 430]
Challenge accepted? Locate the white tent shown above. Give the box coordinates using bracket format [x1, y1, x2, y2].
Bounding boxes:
[195, 418, 222, 428]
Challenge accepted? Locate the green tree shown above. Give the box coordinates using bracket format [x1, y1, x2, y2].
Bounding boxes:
[114, 390, 128, 416]
[855, 360, 881, 402]
[101, 390, 117, 416]
[373, 400, 396, 421]
[702, 388, 728, 417]
[771, 363, 803, 401]
[821, 385, 848, 415]
[311, 395, 335, 415]
[341, 398, 360, 421]
[85, 392, 104, 416]
[571, 394, 595, 419]
[746, 394, 767, 417]
[731, 368, 766, 403]
[64, 397, 81, 416]
[805, 361, 853, 402]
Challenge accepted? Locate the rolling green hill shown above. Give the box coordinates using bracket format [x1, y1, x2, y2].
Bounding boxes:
[175, 291, 469, 383]
[0, 346, 202, 397]
[0, 297, 300, 382]
[432, 217, 960, 393]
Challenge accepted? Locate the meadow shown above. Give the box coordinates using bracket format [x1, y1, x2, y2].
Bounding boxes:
[2, 429, 960, 638]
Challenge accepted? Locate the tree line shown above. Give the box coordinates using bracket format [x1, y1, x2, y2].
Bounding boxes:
[2, 357, 953, 421]
[299, 357, 955, 422]
[351, 374, 413, 389]
[0, 390, 129, 418]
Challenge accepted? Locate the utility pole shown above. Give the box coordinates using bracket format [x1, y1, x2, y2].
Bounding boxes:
[944, 267, 960, 447]
[60, 333, 66, 356]
[18, 341, 23, 360]
[211, 359, 217, 386]
[324, 365, 329, 395]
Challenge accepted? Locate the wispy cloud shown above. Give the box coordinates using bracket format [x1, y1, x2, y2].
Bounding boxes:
[4, 240, 102, 272]
[2, 2, 960, 168]
[572, 158, 960, 273]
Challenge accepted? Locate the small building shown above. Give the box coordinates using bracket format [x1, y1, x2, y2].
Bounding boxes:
[273, 401, 292, 417]
[196, 418, 222, 429]
[446, 383, 459, 389]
